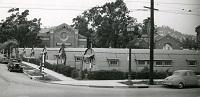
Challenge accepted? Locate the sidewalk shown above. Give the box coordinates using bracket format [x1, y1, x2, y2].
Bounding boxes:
[22, 61, 162, 88]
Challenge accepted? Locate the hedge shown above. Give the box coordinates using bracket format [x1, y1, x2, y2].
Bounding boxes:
[23, 57, 200, 80]
[22, 57, 75, 77]
[82, 70, 172, 80]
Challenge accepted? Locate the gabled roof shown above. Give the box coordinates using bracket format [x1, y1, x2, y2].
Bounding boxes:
[39, 23, 73, 33]
[38, 23, 86, 38]
[53, 23, 74, 32]
[155, 34, 182, 44]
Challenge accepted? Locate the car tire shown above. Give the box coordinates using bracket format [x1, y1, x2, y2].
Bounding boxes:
[178, 82, 184, 89]
[20, 70, 23, 73]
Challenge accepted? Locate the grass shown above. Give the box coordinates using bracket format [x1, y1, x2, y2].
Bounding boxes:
[35, 75, 61, 81]
[21, 63, 35, 70]
[119, 80, 163, 85]
[22, 63, 61, 81]
[25, 69, 45, 76]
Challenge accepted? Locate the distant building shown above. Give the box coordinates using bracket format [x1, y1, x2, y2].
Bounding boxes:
[139, 34, 182, 50]
[38, 23, 87, 48]
[155, 34, 182, 50]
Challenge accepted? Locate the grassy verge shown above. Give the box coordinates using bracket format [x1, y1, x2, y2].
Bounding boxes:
[119, 80, 163, 85]
[21, 63, 61, 81]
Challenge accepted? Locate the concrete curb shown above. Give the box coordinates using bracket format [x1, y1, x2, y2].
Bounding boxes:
[44, 81, 150, 88]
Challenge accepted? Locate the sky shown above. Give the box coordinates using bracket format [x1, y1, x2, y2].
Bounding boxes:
[0, 0, 200, 35]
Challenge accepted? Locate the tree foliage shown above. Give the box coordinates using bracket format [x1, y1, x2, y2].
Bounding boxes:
[72, 0, 141, 48]
[182, 37, 197, 50]
[0, 8, 42, 47]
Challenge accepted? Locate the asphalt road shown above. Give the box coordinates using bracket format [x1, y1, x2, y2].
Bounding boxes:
[0, 63, 200, 97]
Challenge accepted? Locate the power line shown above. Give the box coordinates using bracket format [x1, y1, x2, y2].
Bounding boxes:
[125, 0, 200, 6]
[0, 6, 84, 11]
[1, 6, 199, 16]
[130, 9, 200, 16]
[158, 10, 200, 16]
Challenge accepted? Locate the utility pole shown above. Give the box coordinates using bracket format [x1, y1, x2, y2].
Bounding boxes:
[128, 48, 132, 81]
[149, 0, 154, 85]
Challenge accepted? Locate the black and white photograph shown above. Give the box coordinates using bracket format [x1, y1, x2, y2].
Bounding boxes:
[0, 0, 200, 97]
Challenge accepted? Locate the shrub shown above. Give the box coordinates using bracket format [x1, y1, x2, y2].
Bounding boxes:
[82, 70, 171, 80]
[44, 62, 76, 77]
[22, 58, 173, 80]
[23, 57, 76, 77]
[87, 70, 126, 80]
[71, 69, 80, 79]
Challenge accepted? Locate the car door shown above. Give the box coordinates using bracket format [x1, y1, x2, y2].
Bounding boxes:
[184, 71, 197, 86]
[188, 71, 198, 85]
[182, 72, 190, 86]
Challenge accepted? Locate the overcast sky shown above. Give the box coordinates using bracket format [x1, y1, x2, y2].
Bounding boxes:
[0, 0, 200, 35]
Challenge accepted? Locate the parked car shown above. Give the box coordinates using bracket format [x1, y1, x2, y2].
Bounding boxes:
[0, 54, 9, 64]
[7, 59, 23, 73]
[163, 70, 199, 89]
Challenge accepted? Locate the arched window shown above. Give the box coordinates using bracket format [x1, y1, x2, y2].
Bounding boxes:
[163, 43, 173, 50]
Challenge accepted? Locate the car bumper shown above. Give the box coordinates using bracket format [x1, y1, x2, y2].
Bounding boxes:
[163, 81, 173, 86]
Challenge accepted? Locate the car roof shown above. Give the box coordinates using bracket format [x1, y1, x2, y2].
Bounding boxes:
[174, 70, 193, 72]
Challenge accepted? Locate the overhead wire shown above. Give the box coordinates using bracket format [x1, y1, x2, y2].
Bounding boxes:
[0, 1, 199, 16]
[125, 0, 200, 6]
[130, 8, 200, 16]
[0, 6, 83, 11]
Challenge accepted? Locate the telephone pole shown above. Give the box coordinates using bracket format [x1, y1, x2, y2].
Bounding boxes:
[149, 0, 154, 85]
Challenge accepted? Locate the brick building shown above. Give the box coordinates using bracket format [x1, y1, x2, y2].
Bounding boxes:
[155, 34, 182, 50]
[139, 34, 183, 50]
[38, 23, 87, 48]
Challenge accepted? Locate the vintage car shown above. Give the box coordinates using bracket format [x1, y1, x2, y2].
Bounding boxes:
[163, 70, 199, 89]
[7, 59, 23, 73]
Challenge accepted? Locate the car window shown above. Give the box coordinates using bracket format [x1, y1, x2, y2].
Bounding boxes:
[15, 64, 19, 67]
[185, 72, 190, 76]
[182, 72, 187, 76]
[189, 71, 195, 76]
[173, 71, 181, 76]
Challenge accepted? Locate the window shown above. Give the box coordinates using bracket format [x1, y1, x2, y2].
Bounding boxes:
[163, 61, 172, 66]
[189, 71, 195, 76]
[163, 43, 173, 50]
[187, 60, 197, 67]
[147, 61, 150, 65]
[74, 56, 83, 62]
[137, 60, 145, 65]
[107, 59, 119, 67]
[156, 61, 162, 66]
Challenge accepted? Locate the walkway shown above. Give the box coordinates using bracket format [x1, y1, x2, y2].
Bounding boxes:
[22, 61, 135, 87]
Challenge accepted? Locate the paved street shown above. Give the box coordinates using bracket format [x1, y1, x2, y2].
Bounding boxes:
[0, 63, 200, 97]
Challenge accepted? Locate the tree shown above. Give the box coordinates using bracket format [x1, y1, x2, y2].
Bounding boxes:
[182, 37, 197, 50]
[72, 0, 139, 48]
[127, 38, 149, 49]
[196, 25, 200, 49]
[0, 8, 42, 47]
[0, 39, 18, 58]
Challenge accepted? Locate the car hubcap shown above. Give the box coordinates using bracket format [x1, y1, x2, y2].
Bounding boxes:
[178, 83, 183, 89]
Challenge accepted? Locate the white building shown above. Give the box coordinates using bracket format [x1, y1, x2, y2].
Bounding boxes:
[18, 48, 200, 72]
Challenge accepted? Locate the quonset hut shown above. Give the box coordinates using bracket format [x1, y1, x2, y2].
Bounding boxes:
[18, 48, 200, 72]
